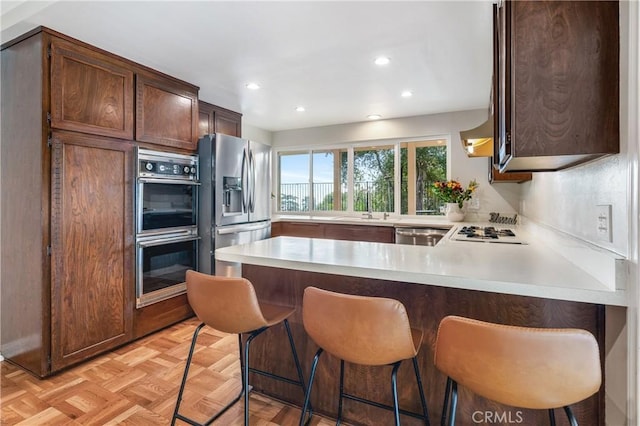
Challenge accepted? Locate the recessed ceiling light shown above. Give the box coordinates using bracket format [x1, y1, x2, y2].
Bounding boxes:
[295, 106, 305, 112]
[401, 90, 413, 97]
[367, 114, 382, 120]
[246, 82, 260, 90]
[374, 56, 390, 66]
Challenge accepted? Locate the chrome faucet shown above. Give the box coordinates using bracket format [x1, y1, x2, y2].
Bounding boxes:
[363, 194, 374, 219]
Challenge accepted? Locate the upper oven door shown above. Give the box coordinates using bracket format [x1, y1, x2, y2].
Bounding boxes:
[137, 178, 199, 235]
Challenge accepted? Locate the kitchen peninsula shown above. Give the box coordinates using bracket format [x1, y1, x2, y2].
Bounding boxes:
[215, 226, 627, 425]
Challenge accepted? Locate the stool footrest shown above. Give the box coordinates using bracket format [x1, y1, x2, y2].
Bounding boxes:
[343, 392, 429, 421]
[174, 389, 244, 426]
[248, 367, 305, 387]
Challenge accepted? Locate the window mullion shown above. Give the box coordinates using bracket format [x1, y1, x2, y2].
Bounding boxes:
[347, 147, 354, 212]
[394, 143, 400, 214]
[308, 150, 314, 212]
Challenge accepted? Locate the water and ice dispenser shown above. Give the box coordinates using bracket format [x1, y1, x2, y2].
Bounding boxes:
[222, 176, 243, 215]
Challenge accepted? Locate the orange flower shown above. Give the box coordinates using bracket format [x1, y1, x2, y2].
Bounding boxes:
[432, 179, 479, 208]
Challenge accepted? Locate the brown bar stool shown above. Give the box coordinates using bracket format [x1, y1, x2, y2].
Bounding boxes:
[172, 270, 311, 426]
[299, 286, 430, 426]
[434, 315, 601, 426]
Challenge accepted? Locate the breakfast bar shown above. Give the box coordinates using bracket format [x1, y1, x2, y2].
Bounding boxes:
[215, 231, 627, 425]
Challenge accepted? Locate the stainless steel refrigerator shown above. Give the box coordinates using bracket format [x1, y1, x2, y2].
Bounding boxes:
[198, 133, 271, 276]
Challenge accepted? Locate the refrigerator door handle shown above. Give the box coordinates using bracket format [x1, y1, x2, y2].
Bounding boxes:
[241, 147, 248, 212]
[248, 148, 255, 213]
[216, 221, 271, 235]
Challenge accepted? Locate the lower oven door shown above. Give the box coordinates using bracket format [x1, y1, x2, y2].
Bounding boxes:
[136, 234, 199, 308]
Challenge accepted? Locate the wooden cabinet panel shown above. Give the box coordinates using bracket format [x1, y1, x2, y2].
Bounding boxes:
[50, 131, 134, 371]
[276, 222, 325, 238]
[50, 39, 134, 140]
[136, 74, 198, 150]
[198, 100, 242, 137]
[273, 221, 394, 243]
[495, 1, 619, 172]
[198, 109, 211, 137]
[324, 224, 394, 243]
[215, 107, 242, 137]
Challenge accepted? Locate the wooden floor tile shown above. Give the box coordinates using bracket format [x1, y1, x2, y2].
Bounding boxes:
[1, 318, 344, 425]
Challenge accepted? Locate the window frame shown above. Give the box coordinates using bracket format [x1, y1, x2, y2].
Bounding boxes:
[274, 134, 451, 216]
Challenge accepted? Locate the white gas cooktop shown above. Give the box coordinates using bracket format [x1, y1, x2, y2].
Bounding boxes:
[451, 225, 527, 244]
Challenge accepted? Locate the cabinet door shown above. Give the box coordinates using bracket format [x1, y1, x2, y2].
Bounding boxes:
[324, 224, 395, 243]
[135, 74, 198, 150]
[50, 40, 134, 140]
[278, 222, 325, 238]
[495, 1, 619, 171]
[50, 131, 134, 371]
[198, 100, 242, 137]
[198, 104, 213, 138]
[494, 2, 511, 170]
[214, 107, 242, 137]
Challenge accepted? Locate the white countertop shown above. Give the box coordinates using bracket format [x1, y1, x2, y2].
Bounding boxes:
[216, 220, 628, 307]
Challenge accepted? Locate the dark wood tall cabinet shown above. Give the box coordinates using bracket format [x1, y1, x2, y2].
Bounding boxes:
[1, 27, 207, 376]
[50, 131, 134, 371]
[494, 1, 619, 172]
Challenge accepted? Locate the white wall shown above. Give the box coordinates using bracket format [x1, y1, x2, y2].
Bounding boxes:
[270, 109, 521, 217]
[242, 123, 273, 146]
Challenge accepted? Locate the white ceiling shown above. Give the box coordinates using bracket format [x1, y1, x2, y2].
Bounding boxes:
[1, 1, 493, 132]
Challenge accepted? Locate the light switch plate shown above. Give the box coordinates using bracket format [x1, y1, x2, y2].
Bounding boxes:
[596, 204, 612, 242]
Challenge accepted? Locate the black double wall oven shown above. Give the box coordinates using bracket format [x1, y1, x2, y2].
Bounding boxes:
[135, 148, 199, 308]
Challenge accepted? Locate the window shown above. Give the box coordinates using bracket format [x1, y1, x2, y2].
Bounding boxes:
[400, 140, 447, 215]
[354, 146, 394, 213]
[279, 152, 309, 211]
[277, 138, 447, 215]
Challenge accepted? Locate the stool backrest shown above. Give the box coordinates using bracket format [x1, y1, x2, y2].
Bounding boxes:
[302, 286, 420, 366]
[186, 270, 268, 334]
[434, 315, 602, 409]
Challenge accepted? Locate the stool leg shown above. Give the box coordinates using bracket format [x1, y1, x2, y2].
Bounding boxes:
[441, 377, 452, 426]
[447, 380, 458, 426]
[284, 319, 313, 423]
[284, 320, 309, 398]
[238, 334, 245, 391]
[548, 408, 556, 426]
[391, 361, 402, 426]
[299, 348, 324, 426]
[337, 359, 345, 425]
[411, 357, 430, 426]
[171, 322, 206, 426]
[563, 406, 578, 426]
[242, 330, 265, 425]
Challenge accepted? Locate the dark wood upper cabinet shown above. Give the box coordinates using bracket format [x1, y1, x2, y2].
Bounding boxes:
[198, 99, 242, 138]
[136, 74, 198, 150]
[50, 39, 134, 140]
[494, 1, 619, 172]
[50, 131, 134, 371]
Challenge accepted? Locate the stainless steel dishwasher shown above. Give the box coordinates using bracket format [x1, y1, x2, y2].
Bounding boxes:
[395, 226, 451, 246]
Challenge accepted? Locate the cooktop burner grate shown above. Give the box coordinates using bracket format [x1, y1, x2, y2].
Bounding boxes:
[451, 226, 526, 244]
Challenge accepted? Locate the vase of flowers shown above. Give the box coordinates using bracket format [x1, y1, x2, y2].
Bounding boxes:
[433, 179, 478, 222]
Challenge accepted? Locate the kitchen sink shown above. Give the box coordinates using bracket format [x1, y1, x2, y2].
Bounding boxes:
[395, 226, 451, 246]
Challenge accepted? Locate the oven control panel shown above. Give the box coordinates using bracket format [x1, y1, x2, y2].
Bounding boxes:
[137, 148, 198, 180]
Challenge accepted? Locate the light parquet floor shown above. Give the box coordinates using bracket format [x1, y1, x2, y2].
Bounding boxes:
[0, 318, 338, 426]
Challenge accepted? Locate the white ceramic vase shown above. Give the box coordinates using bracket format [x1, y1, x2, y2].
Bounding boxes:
[445, 203, 465, 222]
